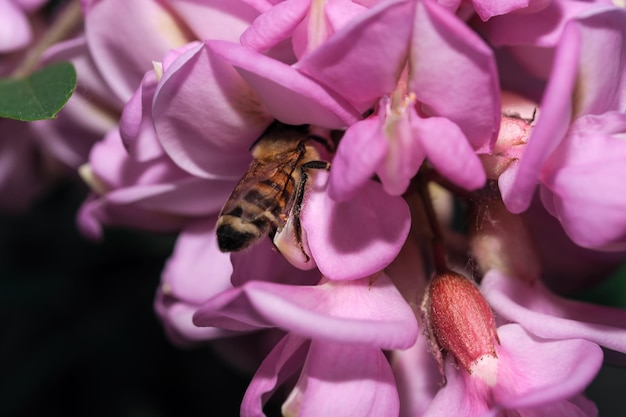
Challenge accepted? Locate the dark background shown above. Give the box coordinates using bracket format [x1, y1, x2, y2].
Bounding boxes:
[0, 181, 624, 417]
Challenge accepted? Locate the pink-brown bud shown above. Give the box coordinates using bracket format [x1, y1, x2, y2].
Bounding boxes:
[422, 271, 499, 383]
[480, 91, 537, 180]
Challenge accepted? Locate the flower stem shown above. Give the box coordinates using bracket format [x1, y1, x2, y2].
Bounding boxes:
[11, 0, 83, 78]
[416, 174, 448, 274]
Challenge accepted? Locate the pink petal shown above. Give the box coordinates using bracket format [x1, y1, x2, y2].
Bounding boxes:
[472, 0, 536, 21]
[571, 9, 626, 116]
[168, 0, 259, 42]
[194, 273, 418, 349]
[482, 270, 626, 358]
[373, 102, 426, 196]
[494, 324, 603, 410]
[88, 128, 193, 191]
[85, 0, 192, 102]
[77, 193, 187, 239]
[230, 238, 320, 287]
[240, 0, 275, 13]
[540, 112, 626, 250]
[410, 0, 500, 152]
[391, 332, 441, 417]
[119, 70, 164, 162]
[477, 0, 608, 48]
[324, 0, 369, 31]
[304, 174, 411, 280]
[161, 219, 234, 304]
[13, 0, 47, 11]
[240, 0, 309, 52]
[328, 115, 388, 201]
[499, 22, 579, 213]
[421, 358, 491, 417]
[241, 333, 310, 417]
[153, 42, 272, 179]
[154, 289, 230, 345]
[422, 324, 603, 417]
[285, 341, 399, 417]
[0, 0, 31, 51]
[104, 176, 234, 216]
[207, 40, 361, 128]
[413, 115, 486, 190]
[295, 0, 415, 112]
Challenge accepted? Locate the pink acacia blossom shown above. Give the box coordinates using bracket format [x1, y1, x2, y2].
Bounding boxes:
[155, 220, 319, 344]
[481, 5, 626, 250]
[78, 126, 234, 237]
[77, 0, 264, 236]
[482, 270, 626, 364]
[311, 0, 500, 198]
[0, 0, 46, 52]
[152, 37, 410, 278]
[83, 0, 195, 102]
[413, 268, 603, 417]
[15, 0, 626, 415]
[240, 0, 368, 59]
[193, 273, 419, 416]
[422, 324, 602, 417]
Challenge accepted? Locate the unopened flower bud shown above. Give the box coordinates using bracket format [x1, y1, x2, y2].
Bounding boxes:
[422, 271, 499, 385]
[481, 91, 537, 180]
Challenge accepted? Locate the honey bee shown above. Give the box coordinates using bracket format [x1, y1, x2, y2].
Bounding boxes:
[216, 121, 331, 261]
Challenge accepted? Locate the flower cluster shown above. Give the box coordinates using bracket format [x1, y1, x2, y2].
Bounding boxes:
[4, 0, 626, 416]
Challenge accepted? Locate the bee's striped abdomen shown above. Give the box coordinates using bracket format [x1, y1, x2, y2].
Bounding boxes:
[216, 164, 300, 252]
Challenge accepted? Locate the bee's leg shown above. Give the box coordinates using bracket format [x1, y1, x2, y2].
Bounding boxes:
[306, 134, 335, 153]
[291, 160, 331, 262]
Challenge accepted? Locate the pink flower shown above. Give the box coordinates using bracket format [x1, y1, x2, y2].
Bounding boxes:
[77, 0, 263, 236]
[193, 272, 419, 416]
[481, 7, 626, 249]
[315, 0, 499, 198]
[77, 124, 232, 238]
[240, 0, 368, 59]
[151, 37, 410, 277]
[244, 334, 401, 417]
[422, 324, 602, 417]
[83, 0, 196, 102]
[0, 0, 46, 52]
[156, 219, 320, 344]
[154, 219, 237, 345]
[417, 268, 602, 417]
[22, 2, 626, 415]
[539, 111, 626, 250]
[482, 270, 626, 364]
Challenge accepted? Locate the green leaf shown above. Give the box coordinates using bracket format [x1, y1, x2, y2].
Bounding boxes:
[0, 61, 77, 121]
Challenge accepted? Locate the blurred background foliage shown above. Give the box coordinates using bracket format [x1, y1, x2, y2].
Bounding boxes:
[0, 179, 624, 416]
[0, 180, 252, 416]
